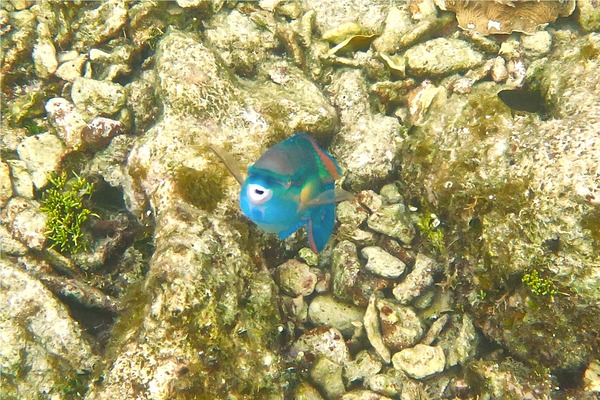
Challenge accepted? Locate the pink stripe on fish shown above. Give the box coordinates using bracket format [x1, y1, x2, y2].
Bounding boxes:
[302, 135, 341, 180]
[307, 217, 318, 253]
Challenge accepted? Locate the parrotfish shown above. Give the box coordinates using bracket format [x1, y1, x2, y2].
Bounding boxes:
[211, 133, 352, 252]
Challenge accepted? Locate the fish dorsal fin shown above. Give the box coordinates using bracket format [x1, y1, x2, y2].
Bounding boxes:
[209, 143, 245, 185]
[298, 134, 342, 181]
[304, 188, 354, 207]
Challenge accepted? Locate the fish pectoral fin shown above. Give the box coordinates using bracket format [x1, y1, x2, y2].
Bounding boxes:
[306, 203, 336, 253]
[208, 143, 245, 186]
[277, 220, 304, 240]
[304, 188, 354, 207]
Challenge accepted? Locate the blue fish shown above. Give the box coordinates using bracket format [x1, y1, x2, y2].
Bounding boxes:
[211, 133, 351, 252]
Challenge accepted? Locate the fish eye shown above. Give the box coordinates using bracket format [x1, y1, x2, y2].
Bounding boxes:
[247, 184, 273, 205]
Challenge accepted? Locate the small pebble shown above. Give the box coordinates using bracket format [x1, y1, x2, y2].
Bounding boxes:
[393, 253, 441, 304]
[275, 259, 317, 297]
[391, 344, 445, 379]
[308, 295, 364, 338]
[310, 357, 345, 399]
[290, 326, 350, 366]
[367, 204, 416, 245]
[16, 133, 65, 189]
[361, 246, 406, 278]
[343, 350, 382, 383]
[364, 295, 391, 363]
[0, 161, 13, 207]
[6, 160, 33, 199]
[376, 298, 424, 351]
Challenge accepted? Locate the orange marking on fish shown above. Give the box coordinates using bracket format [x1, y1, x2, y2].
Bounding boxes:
[302, 135, 341, 180]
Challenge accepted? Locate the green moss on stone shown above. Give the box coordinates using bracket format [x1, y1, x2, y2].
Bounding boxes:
[522, 269, 557, 299]
[417, 212, 445, 253]
[174, 165, 227, 212]
[581, 208, 600, 252]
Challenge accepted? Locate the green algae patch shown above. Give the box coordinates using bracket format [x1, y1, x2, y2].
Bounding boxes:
[174, 166, 227, 212]
[581, 207, 600, 253]
[41, 172, 95, 254]
[522, 269, 558, 299]
[170, 274, 285, 399]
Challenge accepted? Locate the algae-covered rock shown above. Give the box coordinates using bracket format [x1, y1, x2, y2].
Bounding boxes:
[86, 25, 340, 398]
[308, 294, 365, 337]
[72, 0, 128, 51]
[3, 197, 47, 251]
[465, 358, 555, 399]
[0, 161, 12, 207]
[310, 356, 345, 399]
[0, 260, 98, 399]
[204, 8, 279, 77]
[1, 8, 37, 77]
[375, 298, 424, 351]
[399, 33, 600, 371]
[328, 69, 404, 191]
[275, 259, 317, 297]
[578, 0, 600, 32]
[71, 77, 127, 117]
[343, 350, 382, 383]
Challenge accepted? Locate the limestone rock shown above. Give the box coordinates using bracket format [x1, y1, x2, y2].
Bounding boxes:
[6, 160, 33, 199]
[391, 344, 445, 379]
[584, 360, 600, 393]
[310, 357, 346, 400]
[364, 369, 406, 398]
[393, 253, 441, 304]
[343, 350, 382, 383]
[328, 69, 404, 191]
[308, 295, 365, 338]
[331, 240, 361, 304]
[0, 161, 12, 207]
[437, 314, 480, 368]
[73, 0, 128, 51]
[376, 298, 424, 351]
[82, 117, 125, 150]
[291, 326, 350, 366]
[578, 0, 600, 32]
[0, 224, 28, 255]
[405, 38, 484, 77]
[521, 31, 553, 58]
[71, 77, 127, 116]
[32, 36, 58, 78]
[55, 54, 87, 81]
[294, 382, 325, 400]
[311, 0, 389, 36]
[45, 97, 88, 150]
[0, 260, 97, 399]
[364, 295, 391, 363]
[338, 390, 394, 400]
[361, 246, 406, 278]
[3, 198, 47, 251]
[275, 259, 317, 297]
[16, 132, 65, 189]
[367, 203, 416, 245]
[399, 32, 600, 370]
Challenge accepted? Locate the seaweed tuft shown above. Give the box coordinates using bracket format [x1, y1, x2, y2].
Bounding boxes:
[40, 172, 95, 254]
